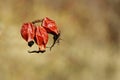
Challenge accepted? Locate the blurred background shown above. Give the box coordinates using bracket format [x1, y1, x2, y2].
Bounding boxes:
[0, 0, 120, 80]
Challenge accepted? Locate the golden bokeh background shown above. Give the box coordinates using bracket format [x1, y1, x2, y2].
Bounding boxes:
[0, 0, 120, 80]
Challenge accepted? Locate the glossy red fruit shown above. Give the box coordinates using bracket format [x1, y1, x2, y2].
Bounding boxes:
[20, 23, 35, 47]
[34, 26, 48, 52]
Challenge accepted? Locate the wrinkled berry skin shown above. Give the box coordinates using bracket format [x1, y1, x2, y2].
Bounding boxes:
[21, 17, 60, 53]
[42, 17, 59, 35]
[34, 26, 48, 52]
[42, 17, 60, 49]
[20, 23, 35, 47]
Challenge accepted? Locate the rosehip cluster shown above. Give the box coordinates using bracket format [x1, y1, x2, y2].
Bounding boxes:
[20, 17, 60, 53]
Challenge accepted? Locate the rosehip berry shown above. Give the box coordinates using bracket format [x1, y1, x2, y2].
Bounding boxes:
[42, 17, 61, 50]
[42, 17, 59, 35]
[34, 26, 48, 52]
[20, 22, 35, 47]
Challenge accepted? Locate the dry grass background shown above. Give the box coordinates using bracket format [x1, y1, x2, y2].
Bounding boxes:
[0, 0, 120, 80]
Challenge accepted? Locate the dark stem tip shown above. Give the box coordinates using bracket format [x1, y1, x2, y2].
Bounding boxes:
[28, 41, 34, 47]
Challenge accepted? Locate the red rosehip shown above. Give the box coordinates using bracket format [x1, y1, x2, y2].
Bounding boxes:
[34, 26, 48, 52]
[42, 17, 59, 35]
[42, 17, 61, 50]
[21, 22, 35, 47]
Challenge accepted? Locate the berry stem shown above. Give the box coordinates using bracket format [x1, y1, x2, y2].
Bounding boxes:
[32, 19, 43, 24]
